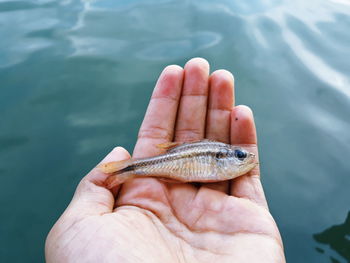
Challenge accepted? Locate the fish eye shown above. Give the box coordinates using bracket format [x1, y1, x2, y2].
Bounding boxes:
[234, 149, 247, 161]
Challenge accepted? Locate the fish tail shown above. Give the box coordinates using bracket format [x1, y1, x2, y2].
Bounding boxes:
[104, 172, 134, 189]
[98, 159, 135, 188]
[98, 159, 133, 174]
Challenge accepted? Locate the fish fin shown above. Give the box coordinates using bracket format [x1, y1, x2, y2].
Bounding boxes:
[158, 177, 183, 184]
[98, 159, 132, 174]
[105, 172, 134, 189]
[156, 140, 215, 151]
[156, 142, 182, 150]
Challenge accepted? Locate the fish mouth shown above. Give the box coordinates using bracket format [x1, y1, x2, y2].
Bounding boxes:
[237, 152, 258, 173]
[241, 162, 259, 174]
[245, 152, 257, 164]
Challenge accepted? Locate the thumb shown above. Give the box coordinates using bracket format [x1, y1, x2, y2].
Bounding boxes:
[65, 147, 131, 217]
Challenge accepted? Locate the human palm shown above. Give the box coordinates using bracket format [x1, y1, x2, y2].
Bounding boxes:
[46, 58, 285, 262]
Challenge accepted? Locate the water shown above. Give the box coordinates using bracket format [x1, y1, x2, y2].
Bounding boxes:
[0, 0, 349, 262]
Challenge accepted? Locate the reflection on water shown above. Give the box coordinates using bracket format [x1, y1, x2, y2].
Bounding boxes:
[314, 212, 350, 263]
[0, 0, 350, 262]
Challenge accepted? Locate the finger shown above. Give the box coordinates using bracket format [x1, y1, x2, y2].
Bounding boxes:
[206, 70, 234, 142]
[229, 106, 268, 209]
[119, 65, 184, 201]
[133, 65, 184, 158]
[66, 147, 131, 217]
[174, 57, 210, 142]
[204, 70, 234, 193]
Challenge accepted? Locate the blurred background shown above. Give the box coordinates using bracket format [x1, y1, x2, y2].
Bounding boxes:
[0, 0, 350, 262]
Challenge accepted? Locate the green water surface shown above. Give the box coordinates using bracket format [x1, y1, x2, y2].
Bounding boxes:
[1, 0, 350, 262]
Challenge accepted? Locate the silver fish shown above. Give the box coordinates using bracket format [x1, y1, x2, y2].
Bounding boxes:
[99, 140, 258, 188]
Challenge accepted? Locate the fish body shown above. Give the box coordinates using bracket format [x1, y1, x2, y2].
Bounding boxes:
[100, 140, 258, 188]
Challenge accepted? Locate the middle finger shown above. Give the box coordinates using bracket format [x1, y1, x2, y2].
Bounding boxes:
[174, 58, 210, 142]
[204, 70, 234, 193]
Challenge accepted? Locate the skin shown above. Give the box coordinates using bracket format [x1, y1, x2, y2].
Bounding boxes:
[45, 58, 286, 263]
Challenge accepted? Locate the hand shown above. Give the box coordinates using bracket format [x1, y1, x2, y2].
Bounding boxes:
[45, 58, 285, 263]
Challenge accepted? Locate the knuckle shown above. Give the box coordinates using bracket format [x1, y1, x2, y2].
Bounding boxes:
[175, 128, 203, 141]
[150, 95, 178, 104]
[138, 125, 172, 140]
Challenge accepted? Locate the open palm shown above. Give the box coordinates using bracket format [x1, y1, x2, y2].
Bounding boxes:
[46, 58, 285, 262]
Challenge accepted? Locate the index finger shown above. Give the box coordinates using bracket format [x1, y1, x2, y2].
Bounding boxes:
[133, 65, 184, 158]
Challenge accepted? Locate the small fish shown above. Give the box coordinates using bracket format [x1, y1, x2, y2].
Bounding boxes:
[99, 140, 258, 188]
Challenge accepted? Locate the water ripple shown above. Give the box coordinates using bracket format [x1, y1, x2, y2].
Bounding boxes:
[283, 27, 350, 98]
[0, 5, 57, 67]
[136, 32, 221, 61]
[1, 1, 350, 263]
